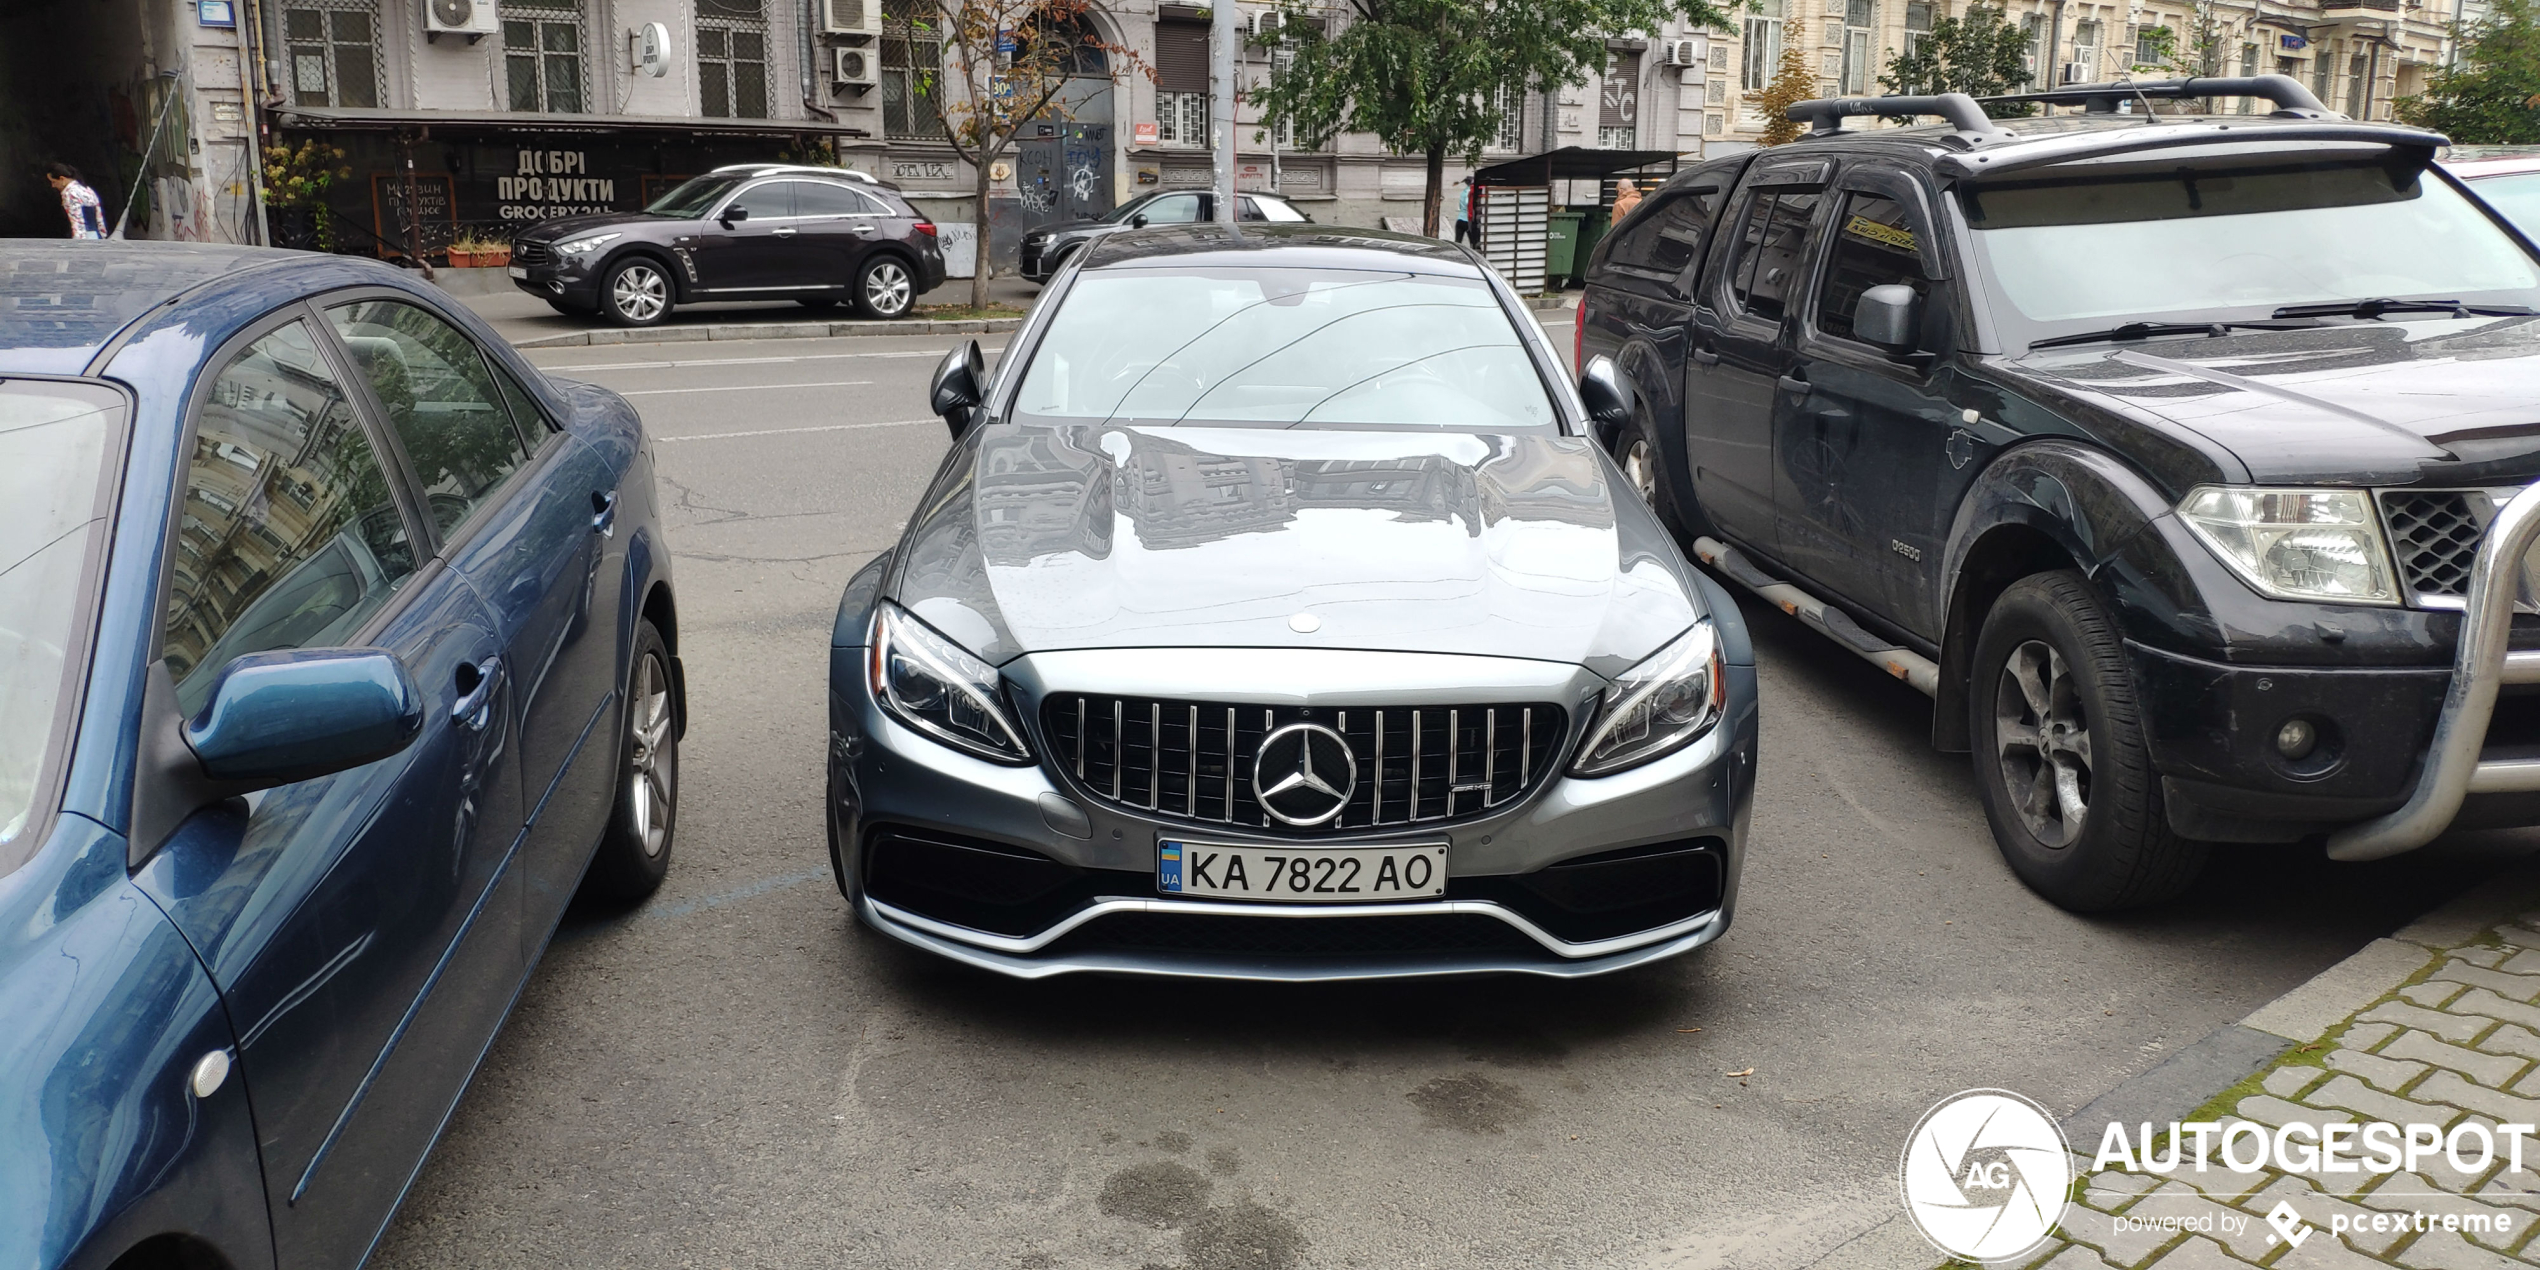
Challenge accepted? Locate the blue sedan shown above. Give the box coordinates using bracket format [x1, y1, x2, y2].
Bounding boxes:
[0, 242, 683, 1270]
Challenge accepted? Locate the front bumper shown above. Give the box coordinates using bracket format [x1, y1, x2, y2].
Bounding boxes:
[507, 250, 602, 305]
[827, 645, 1758, 980]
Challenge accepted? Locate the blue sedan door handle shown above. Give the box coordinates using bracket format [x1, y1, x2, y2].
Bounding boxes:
[453, 656, 504, 731]
[591, 490, 618, 538]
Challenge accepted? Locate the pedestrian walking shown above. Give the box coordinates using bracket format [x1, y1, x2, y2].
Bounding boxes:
[1454, 175, 1483, 247]
[47, 163, 106, 239]
[1609, 179, 1643, 226]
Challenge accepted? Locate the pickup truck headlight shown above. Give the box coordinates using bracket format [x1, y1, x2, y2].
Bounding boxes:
[2178, 487, 2399, 605]
[1571, 621, 1727, 777]
[867, 602, 1034, 763]
[554, 232, 621, 255]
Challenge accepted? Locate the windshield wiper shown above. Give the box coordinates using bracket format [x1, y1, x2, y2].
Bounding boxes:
[2270, 297, 2537, 320]
[2027, 320, 2313, 351]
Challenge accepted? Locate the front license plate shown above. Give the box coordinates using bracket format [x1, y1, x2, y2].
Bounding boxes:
[1158, 839, 1448, 903]
[506, 265, 528, 279]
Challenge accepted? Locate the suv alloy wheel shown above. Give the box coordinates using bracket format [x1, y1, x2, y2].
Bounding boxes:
[857, 256, 915, 319]
[604, 258, 672, 326]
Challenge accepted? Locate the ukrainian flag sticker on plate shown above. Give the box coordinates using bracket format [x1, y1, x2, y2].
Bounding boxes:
[1159, 841, 1184, 892]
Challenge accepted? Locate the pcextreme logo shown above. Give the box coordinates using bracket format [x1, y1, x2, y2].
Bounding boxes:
[1899, 1089, 2074, 1262]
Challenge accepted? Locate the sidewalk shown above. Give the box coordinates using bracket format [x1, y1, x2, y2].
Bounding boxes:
[1973, 866, 2540, 1270]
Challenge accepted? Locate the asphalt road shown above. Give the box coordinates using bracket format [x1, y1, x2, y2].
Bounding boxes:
[371, 316, 2536, 1270]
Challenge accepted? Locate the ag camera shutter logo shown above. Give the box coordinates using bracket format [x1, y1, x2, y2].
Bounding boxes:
[1900, 1089, 2073, 1261]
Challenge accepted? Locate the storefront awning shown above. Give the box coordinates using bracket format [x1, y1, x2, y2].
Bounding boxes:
[272, 105, 879, 141]
[1473, 147, 1684, 187]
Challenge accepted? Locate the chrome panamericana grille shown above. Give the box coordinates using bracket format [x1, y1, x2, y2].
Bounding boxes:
[2380, 489, 2485, 601]
[1042, 696, 1567, 832]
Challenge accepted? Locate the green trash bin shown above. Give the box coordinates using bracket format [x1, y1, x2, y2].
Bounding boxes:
[1545, 210, 1584, 284]
[1571, 213, 1611, 282]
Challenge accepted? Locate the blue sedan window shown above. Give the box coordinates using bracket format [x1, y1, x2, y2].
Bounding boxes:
[327, 300, 532, 538]
[163, 321, 417, 716]
[0, 382, 121, 862]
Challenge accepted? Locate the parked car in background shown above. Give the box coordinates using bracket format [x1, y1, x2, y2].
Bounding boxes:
[2444, 145, 2540, 241]
[1579, 77, 2540, 911]
[1018, 188, 1313, 282]
[828, 223, 1757, 980]
[0, 241, 684, 1270]
[509, 162, 946, 326]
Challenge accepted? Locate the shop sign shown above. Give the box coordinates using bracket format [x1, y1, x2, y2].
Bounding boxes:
[496, 149, 618, 221]
[1134, 122, 1160, 145]
[893, 160, 958, 182]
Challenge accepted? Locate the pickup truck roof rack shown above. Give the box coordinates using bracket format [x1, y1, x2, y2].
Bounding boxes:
[1785, 92, 2011, 145]
[1972, 74, 2334, 117]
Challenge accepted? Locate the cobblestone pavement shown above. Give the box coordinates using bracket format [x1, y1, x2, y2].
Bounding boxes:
[1970, 877, 2540, 1270]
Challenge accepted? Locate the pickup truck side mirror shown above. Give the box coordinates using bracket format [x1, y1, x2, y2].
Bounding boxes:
[930, 338, 989, 440]
[1853, 284, 1922, 356]
[1578, 355, 1637, 453]
[1129, 212, 1150, 229]
[718, 205, 750, 226]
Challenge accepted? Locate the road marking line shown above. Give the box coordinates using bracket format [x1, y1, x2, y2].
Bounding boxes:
[540, 347, 1003, 372]
[656, 418, 933, 442]
[621, 379, 874, 395]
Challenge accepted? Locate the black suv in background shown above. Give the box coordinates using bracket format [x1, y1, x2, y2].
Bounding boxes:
[1019, 188, 1312, 282]
[510, 163, 947, 326]
[1578, 77, 2540, 910]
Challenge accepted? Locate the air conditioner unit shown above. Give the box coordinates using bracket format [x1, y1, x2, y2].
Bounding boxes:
[2060, 61, 2089, 83]
[424, 0, 498, 40]
[1249, 9, 1282, 36]
[833, 45, 878, 89]
[1662, 37, 1706, 67]
[820, 0, 883, 41]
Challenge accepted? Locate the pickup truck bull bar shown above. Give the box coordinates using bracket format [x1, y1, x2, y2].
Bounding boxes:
[2330, 482, 2540, 860]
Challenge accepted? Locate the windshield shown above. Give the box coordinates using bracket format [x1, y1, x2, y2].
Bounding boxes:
[1012, 267, 1557, 430]
[1961, 154, 2540, 341]
[644, 173, 749, 218]
[0, 381, 122, 869]
[2470, 171, 2540, 241]
[1098, 193, 1166, 224]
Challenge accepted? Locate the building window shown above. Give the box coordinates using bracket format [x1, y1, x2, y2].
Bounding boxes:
[1742, 0, 1784, 92]
[2070, 20, 2099, 84]
[504, 0, 586, 114]
[1489, 83, 1525, 150]
[1156, 16, 1210, 146]
[697, 0, 770, 118]
[2022, 14, 2048, 88]
[882, 0, 946, 140]
[1839, 0, 1873, 94]
[282, 0, 380, 108]
[1903, 2, 1932, 58]
[1598, 50, 1640, 148]
[2314, 43, 2336, 99]
[2348, 52, 2372, 116]
[2239, 43, 2260, 111]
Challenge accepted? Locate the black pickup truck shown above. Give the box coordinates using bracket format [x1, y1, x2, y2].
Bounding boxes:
[1576, 76, 2540, 910]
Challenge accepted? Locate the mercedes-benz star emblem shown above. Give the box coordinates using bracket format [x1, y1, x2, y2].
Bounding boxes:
[1252, 723, 1358, 826]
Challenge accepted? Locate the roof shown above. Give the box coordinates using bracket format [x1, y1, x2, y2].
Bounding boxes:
[1780, 111, 2448, 181]
[0, 241, 297, 375]
[709, 163, 886, 185]
[2443, 146, 2540, 178]
[1076, 223, 1483, 274]
[1474, 147, 1682, 187]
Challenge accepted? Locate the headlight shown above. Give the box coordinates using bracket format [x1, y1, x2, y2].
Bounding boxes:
[867, 602, 1034, 763]
[1570, 621, 1727, 777]
[2178, 487, 2399, 605]
[555, 232, 621, 255]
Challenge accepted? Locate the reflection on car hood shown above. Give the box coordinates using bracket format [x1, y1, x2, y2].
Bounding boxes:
[2009, 317, 2540, 485]
[888, 425, 1703, 678]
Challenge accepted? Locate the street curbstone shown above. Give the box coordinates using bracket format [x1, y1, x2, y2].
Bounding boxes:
[2384, 1030, 2532, 1089]
[2247, 940, 2440, 1044]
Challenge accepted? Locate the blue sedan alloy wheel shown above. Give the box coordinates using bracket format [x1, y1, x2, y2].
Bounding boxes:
[586, 621, 679, 900]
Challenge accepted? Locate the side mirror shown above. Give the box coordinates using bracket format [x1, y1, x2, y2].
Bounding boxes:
[1129, 212, 1150, 229]
[718, 205, 750, 226]
[930, 339, 989, 440]
[1853, 284, 1922, 355]
[187, 649, 423, 787]
[1578, 355, 1637, 453]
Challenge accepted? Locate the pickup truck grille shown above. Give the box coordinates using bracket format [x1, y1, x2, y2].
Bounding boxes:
[1043, 696, 1566, 833]
[2381, 490, 2484, 600]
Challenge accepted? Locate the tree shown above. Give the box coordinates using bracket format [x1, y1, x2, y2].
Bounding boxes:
[1254, 0, 1738, 237]
[1751, 15, 1816, 144]
[1879, 3, 2035, 117]
[2399, 0, 2540, 143]
[907, 0, 1126, 308]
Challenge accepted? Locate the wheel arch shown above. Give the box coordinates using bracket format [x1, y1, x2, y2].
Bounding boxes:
[640, 579, 685, 739]
[102, 1233, 235, 1270]
[600, 245, 687, 303]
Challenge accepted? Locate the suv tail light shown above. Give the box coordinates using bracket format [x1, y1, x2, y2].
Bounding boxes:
[913, 221, 938, 237]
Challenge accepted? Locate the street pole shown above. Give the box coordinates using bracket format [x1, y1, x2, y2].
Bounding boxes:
[1212, 0, 1236, 224]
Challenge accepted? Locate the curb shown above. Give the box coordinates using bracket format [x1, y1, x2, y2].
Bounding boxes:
[513, 315, 1025, 349]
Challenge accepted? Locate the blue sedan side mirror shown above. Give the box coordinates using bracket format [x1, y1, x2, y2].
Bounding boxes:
[185, 649, 424, 787]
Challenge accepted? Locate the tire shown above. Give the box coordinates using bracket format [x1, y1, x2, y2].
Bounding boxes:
[854, 254, 916, 319]
[1968, 571, 2206, 911]
[797, 296, 842, 310]
[1611, 415, 1693, 541]
[601, 258, 673, 327]
[583, 621, 679, 902]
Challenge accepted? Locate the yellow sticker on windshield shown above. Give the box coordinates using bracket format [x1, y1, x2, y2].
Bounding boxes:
[1845, 215, 1917, 252]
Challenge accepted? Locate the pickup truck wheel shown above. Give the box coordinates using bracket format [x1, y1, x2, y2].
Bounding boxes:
[1969, 572, 2206, 911]
[1612, 417, 1692, 538]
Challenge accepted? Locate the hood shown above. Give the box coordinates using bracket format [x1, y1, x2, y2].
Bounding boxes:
[2006, 316, 2540, 486]
[887, 425, 1703, 679]
[513, 210, 665, 242]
